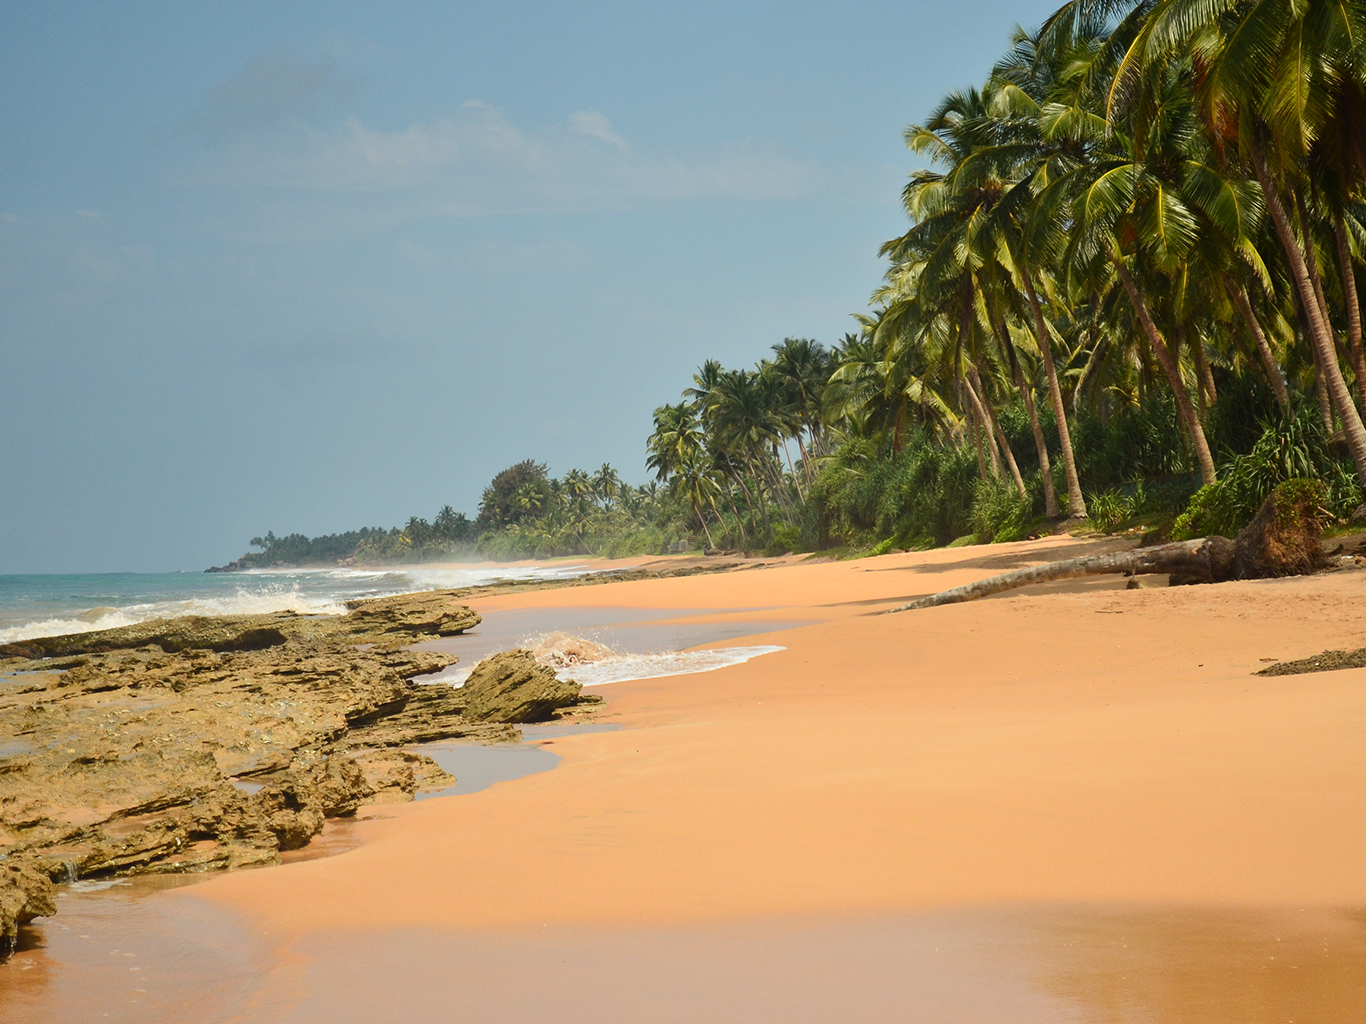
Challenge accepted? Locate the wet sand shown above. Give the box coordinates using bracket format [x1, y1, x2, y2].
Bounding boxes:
[5, 537, 1366, 1020]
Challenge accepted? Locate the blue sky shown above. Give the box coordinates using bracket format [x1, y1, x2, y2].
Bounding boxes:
[1, 0, 1059, 572]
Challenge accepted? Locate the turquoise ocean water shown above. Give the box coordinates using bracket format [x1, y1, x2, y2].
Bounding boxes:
[0, 565, 590, 644]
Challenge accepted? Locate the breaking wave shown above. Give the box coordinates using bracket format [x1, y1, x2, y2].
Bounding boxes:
[563, 645, 786, 687]
[0, 563, 594, 644]
[434, 634, 784, 688]
[0, 584, 348, 643]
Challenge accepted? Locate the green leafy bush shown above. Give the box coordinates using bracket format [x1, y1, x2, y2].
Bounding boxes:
[1173, 409, 1361, 539]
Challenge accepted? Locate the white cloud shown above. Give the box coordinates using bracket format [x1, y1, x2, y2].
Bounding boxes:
[174, 93, 820, 216]
[567, 110, 629, 152]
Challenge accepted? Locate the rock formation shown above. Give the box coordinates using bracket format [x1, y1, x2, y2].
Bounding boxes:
[0, 591, 594, 957]
[459, 649, 585, 723]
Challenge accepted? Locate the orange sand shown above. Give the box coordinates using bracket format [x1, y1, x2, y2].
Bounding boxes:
[199, 537, 1366, 934]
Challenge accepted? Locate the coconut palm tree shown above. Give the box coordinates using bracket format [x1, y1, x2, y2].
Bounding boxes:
[1115, 0, 1366, 482]
[592, 464, 621, 510]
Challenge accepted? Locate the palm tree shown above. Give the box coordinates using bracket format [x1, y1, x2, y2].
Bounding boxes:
[1118, 0, 1366, 482]
[592, 464, 621, 509]
[646, 404, 704, 481]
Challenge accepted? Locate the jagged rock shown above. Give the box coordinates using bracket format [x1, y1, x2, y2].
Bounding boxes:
[350, 748, 455, 804]
[0, 614, 300, 660]
[460, 649, 583, 724]
[343, 591, 481, 636]
[0, 854, 56, 957]
[0, 590, 595, 959]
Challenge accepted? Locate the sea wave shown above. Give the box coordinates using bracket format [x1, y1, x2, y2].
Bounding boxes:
[0, 563, 597, 645]
[430, 638, 784, 688]
[565, 646, 786, 687]
[0, 584, 346, 643]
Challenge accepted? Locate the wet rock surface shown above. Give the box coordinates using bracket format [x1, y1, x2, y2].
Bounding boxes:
[0, 592, 592, 956]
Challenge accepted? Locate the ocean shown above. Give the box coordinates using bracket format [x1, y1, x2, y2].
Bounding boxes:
[0, 564, 590, 644]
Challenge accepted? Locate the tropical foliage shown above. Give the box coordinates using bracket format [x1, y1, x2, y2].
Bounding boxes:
[238, 0, 1366, 566]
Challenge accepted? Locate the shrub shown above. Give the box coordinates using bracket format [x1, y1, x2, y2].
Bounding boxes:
[1173, 409, 1361, 539]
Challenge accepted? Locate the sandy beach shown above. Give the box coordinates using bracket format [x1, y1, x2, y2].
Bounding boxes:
[6, 538, 1366, 1021]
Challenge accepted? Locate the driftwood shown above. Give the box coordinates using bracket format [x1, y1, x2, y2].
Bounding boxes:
[889, 481, 1329, 613]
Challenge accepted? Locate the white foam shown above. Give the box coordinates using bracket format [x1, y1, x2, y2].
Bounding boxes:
[62, 878, 132, 895]
[431, 643, 784, 689]
[0, 584, 346, 643]
[567, 646, 785, 686]
[0, 563, 597, 644]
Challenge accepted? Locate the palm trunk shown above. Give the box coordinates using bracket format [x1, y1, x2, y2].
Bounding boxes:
[1191, 333, 1217, 409]
[741, 457, 773, 534]
[696, 505, 715, 548]
[1111, 252, 1218, 485]
[970, 365, 1026, 497]
[724, 491, 748, 543]
[1296, 193, 1336, 332]
[794, 433, 813, 493]
[1299, 200, 1347, 429]
[1333, 212, 1366, 413]
[968, 398, 989, 482]
[730, 472, 759, 538]
[1230, 283, 1290, 408]
[1253, 141, 1366, 482]
[963, 373, 1005, 479]
[779, 438, 805, 503]
[1174, 323, 1210, 420]
[1020, 265, 1087, 517]
[887, 536, 1236, 612]
[1309, 331, 1338, 433]
[985, 284, 1059, 516]
[765, 449, 797, 526]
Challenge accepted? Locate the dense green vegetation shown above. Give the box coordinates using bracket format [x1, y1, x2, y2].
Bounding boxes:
[236, 0, 1366, 567]
[637, 0, 1366, 555]
[234, 462, 676, 566]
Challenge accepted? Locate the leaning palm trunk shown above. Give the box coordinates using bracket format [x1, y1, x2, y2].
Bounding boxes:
[989, 302, 1059, 517]
[1297, 194, 1336, 332]
[966, 396, 991, 481]
[1333, 213, 1366, 413]
[887, 480, 1327, 613]
[695, 504, 715, 548]
[962, 372, 1007, 480]
[1230, 283, 1290, 409]
[1306, 325, 1339, 433]
[1190, 333, 1217, 411]
[741, 458, 774, 534]
[1251, 143, 1366, 483]
[1020, 266, 1086, 517]
[1111, 253, 1218, 486]
[969, 365, 1026, 497]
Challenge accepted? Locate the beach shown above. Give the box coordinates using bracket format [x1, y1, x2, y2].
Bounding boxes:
[4, 539, 1365, 1021]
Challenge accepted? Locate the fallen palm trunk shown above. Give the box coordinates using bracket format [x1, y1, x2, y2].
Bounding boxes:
[889, 480, 1329, 613]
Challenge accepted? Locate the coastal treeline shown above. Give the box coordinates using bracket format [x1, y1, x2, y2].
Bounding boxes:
[644, 0, 1366, 552]
[232, 460, 672, 566]
[233, 0, 1366, 566]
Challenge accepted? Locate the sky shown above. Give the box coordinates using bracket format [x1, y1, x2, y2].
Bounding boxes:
[1, 0, 1060, 572]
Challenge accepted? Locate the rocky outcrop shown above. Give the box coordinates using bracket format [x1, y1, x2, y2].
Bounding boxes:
[343, 591, 482, 637]
[0, 590, 595, 958]
[460, 649, 585, 723]
[0, 854, 56, 957]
